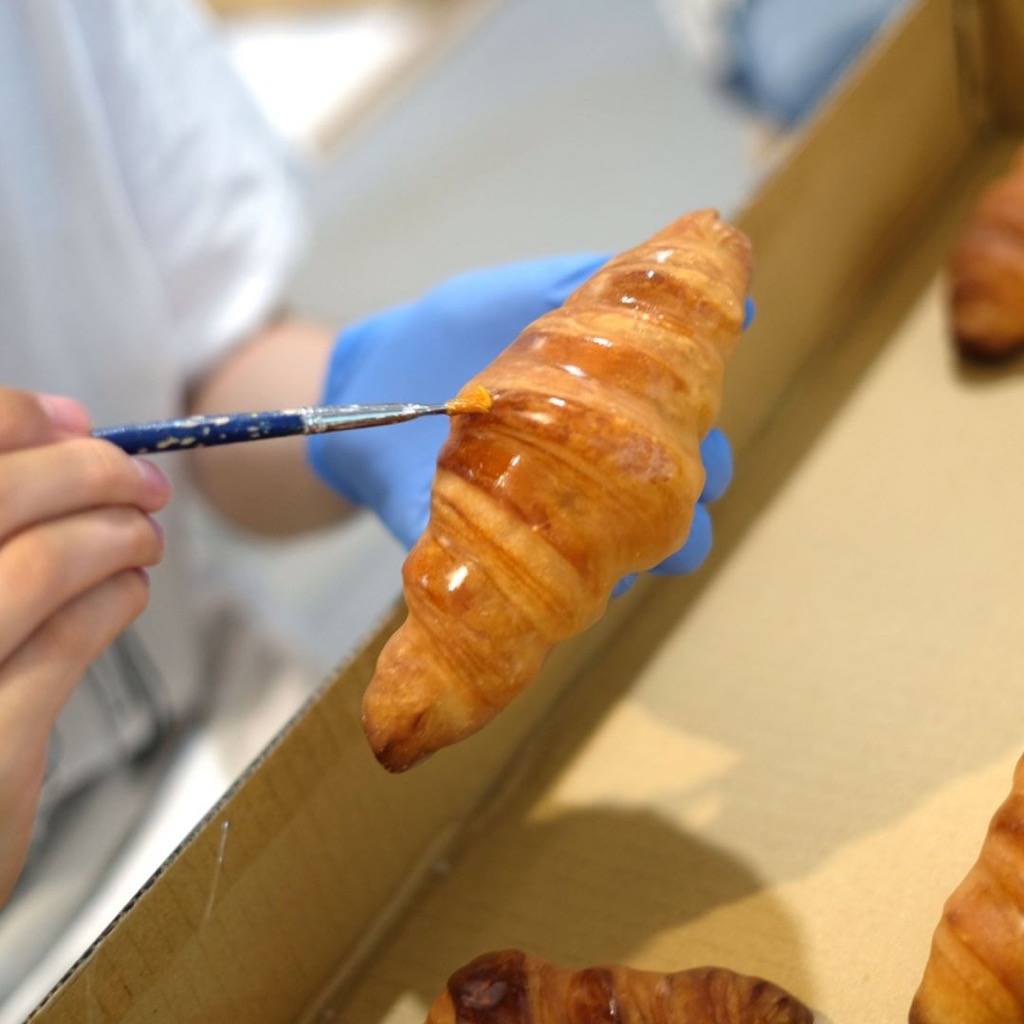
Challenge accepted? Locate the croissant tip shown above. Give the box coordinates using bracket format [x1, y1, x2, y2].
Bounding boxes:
[362, 696, 439, 772]
[373, 743, 429, 774]
[362, 716, 427, 772]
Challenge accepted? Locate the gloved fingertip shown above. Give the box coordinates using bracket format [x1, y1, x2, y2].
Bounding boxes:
[743, 295, 755, 329]
[307, 434, 359, 508]
[612, 573, 638, 598]
[379, 481, 433, 552]
[547, 253, 612, 305]
[651, 505, 713, 576]
[699, 429, 733, 503]
[324, 315, 401, 402]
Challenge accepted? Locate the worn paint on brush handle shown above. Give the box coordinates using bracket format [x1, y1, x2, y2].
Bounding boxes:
[93, 388, 493, 456]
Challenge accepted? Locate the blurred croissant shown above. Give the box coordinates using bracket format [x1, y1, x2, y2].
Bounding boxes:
[424, 949, 813, 1023]
[909, 752, 1024, 1023]
[362, 210, 753, 772]
[949, 145, 1024, 360]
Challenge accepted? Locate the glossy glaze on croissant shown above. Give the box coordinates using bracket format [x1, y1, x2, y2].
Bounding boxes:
[949, 146, 1024, 360]
[909, 753, 1024, 1023]
[362, 210, 752, 772]
[423, 949, 813, 1024]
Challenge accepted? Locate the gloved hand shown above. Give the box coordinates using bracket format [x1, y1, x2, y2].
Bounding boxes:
[308, 255, 748, 587]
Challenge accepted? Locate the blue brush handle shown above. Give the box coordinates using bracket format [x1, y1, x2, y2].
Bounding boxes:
[95, 409, 309, 455]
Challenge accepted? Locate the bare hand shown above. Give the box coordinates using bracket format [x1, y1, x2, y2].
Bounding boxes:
[0, 389, 171, 904]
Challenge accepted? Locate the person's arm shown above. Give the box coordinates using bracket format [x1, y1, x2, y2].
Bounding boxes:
[185, 315, 351, 536]
[0, 389, 170, 905]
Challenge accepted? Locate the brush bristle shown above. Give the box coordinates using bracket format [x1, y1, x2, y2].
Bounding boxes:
[445, 385, 493, 416]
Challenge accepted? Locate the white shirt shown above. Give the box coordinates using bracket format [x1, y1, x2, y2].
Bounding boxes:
[0, 0, 306, 821]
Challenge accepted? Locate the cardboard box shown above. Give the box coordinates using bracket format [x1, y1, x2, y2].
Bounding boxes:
[29, 0, 1024, 1020]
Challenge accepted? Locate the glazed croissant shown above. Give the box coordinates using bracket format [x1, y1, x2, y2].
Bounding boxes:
[909, 752, 1024, 1023]
[948, 145, 1024, 360]
[361, 210, 753, 771]
[423, 949, 813, 1023]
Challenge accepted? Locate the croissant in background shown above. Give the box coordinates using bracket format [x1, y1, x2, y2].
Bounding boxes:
[909, 752, 1024, 1023]
[362, 210, 753, 771]
[423, 949, 813, 1024]
[948, 144, 1024, 360]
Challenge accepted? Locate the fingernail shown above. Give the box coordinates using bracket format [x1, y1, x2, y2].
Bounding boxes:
[137, 458, 172, 498]
[38, 394, 92, 436]
[150, 516, 165, 552]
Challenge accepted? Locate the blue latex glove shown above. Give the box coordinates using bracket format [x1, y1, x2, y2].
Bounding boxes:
[309, 255, 748, 587]
[705, 0, 908, 126]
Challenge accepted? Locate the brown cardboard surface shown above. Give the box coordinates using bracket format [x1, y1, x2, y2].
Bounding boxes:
[721, 0, 975, 455]
[27, 1, 1024, 1021]
[980, 0, 1024, 125]
[26, 586, 652, 1024]
[307, 129, 1024, 1022]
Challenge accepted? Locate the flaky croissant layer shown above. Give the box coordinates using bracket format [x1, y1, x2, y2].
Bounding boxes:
[363, 210, 753, 771]
[909, 753, 1024, 1024]
[424, 949, 813, 1024]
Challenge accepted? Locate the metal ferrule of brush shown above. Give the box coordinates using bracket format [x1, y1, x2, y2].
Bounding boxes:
[303, 402, 450, 433]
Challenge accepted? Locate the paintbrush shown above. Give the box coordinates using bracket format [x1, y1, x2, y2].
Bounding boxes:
[94, 386, 493, 455]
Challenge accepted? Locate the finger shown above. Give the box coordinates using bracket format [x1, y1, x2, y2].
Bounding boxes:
[651, 503, 713, 576]
[380, 470, 433, 551]
[0, 438, 171, 541]
[699, 429, 733, 503]
[425, 253, 612, 340]
[0, 568, 151, 736]
[543, 253, 611, 306]
[612, 573, 639, 598]
[0, 507, 164, 662]
[0, 726, 48, 905]
[0, 389, 91, 454]
[0, 566, 151, 902]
